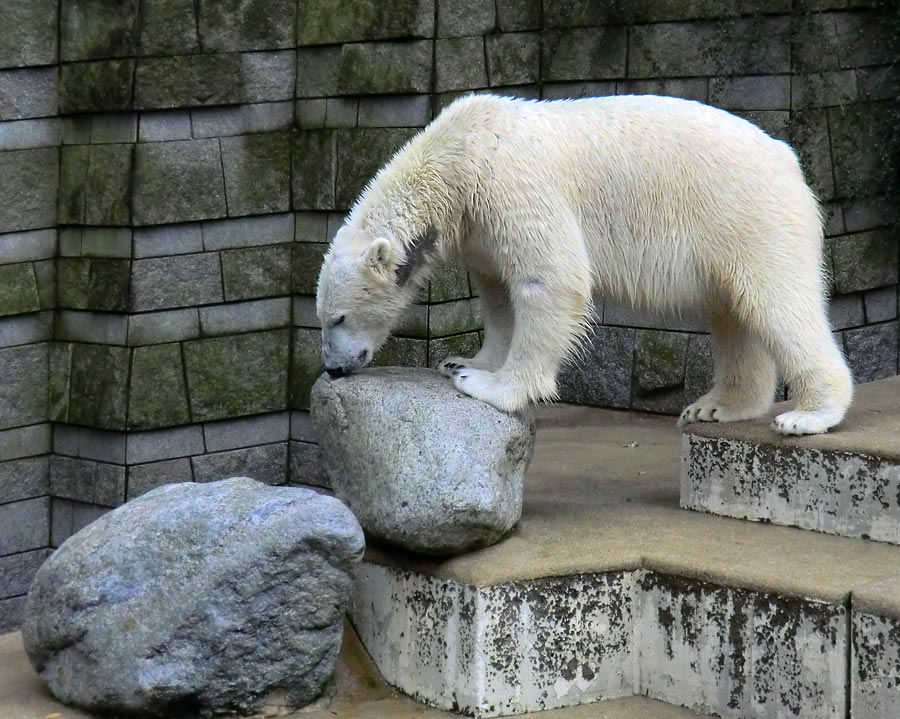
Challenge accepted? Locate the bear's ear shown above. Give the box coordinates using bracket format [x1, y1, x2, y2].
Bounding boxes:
[363, 238, 393, 270]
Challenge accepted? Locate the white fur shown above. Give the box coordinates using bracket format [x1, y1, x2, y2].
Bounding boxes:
[316, 94, 853, 435]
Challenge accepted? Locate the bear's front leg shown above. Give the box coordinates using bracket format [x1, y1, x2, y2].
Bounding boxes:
[439, 272, 514, 378]
[451, 274, 589, 413]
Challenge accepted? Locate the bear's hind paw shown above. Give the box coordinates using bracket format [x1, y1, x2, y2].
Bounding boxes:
[771, 408, 841, 436]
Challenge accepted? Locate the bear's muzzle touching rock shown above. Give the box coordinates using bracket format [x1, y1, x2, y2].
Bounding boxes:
[22, 478, 365, 718]
[311, 367, 535, 556]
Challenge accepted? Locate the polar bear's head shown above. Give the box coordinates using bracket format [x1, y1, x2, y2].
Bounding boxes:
[316, 225, 437, 377]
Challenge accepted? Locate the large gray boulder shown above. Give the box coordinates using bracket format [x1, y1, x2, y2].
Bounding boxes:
[311, 368, 534, 556]
[22, 478, 365, 718]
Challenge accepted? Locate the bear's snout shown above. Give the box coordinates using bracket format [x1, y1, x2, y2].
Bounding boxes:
[326, 366, 347, 378]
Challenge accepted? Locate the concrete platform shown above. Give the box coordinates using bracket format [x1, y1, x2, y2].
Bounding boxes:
[353, 399, 900, 718]
[0, 627, 707, 719]
[682, 376, 900, 543]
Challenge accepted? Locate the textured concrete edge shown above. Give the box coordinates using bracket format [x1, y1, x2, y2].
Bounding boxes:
[349, 562, 851, 719]
[680, 432, 900, 545]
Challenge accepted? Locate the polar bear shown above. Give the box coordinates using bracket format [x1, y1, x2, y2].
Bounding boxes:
[316, 94, 853, 435]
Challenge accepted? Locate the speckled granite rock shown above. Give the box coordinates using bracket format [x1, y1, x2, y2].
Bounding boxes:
[311, 368, 534, 556]
[21, 477, 364, 718]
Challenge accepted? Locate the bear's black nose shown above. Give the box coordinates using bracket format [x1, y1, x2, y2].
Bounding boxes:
[326, 366, 346, 378]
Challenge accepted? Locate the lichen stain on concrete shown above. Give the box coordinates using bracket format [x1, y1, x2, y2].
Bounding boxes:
[351, 563, 849, 718]
[682, 434, 900, 544]
[853, 612, 900, 719]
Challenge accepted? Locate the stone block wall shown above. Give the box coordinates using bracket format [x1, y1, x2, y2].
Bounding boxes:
[0, 0, 897, 630]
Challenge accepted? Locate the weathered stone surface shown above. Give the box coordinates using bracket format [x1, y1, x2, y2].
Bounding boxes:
[138, 110, 192, 142]
[0, 263, 41, 316]
[199, 298, 290, 336]
[0, 148, 58, 234]
[184, 329, 290, 421]
[0, 456, 49, 504]
[50, 498, 109, 547]
[297, 0, 434, 45]
[0, 548, 49, 601]
[191, 443, 288, 486]
[127, 308, 200, 346]
[192, 102, 293, 138]
[629, 17, 790, 78]
[632, 329, 688, 414]
[133, 140, 227, 225]
[292, 129, 337, 209]
[290, 328, 322, 410]
[352, 564, 635, 717]
[371, 336, 428, 367]
[59, 59, 134, 113]
[240, 50, 296, 102]
[338, 41, 433, 95]
[125, 425, 204, 465]
[135, 54, 241, 109]
[204, 412, 289, 452]
[830, 230, 899, 294]
[0, 67, 58, 121]
[296, 46, 341, 98]
[792, 70, 858, 109]
[91, 114, 137, 144]
[853, 611, 900, 719]
[203, 212, 295, 250]
[844, 322, 898, 383]
[66, 344, 129, 429]
[435, 37, 487, 92]
[222, 244, 292, 301]
[496, 0, 541, 31]
[57, 145, 89, 224]
[638, 572, 847, 719]
[197, 0, 295, 52]
[60, 0, 138, 61]
[0, 497, 49, 555]
[138, 0, 199, 56]
[709, 74, 790, 111]
[353, 563, 847, 718]
[335, 128, 416, 208]
[292, 242, 328, 295]
[829, 293, 864, 330]
[357, 95, 431, 127]
[428, 296, 481, 337]
[220, 132, 291, 216]
[438, 0, 495, 37]
[682, 430, 900, 544]
[0, 118, 61, 151]
[558, 325, 636, 408]
[49, 456, 125, 507]
[789, 109, 835, 200]
[290, 440, 326, 488]
[128, 343, 190, 429]
[131, 253, 223, 311]
[23, 478, 365, 717]
[865, 286, 898, 324]
[0, 344, 48, 429]
[312, 368, 534, 555]
[829, 101, 898, 198]
[0, 0, 58, 67]
[542, 28, 627, 81]
[127, 458, 193, 499]
[83, 144, 133, 225]
[57, 258, 130, 311]
[486, 32, 539, 86]
[133, 223, 202, 258]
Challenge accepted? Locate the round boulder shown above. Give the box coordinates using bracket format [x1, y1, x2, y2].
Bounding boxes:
[22, 478, 365, 718]
[311, 368, 534, 556]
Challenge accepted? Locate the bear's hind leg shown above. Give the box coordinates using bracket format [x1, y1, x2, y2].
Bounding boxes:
[756, 301, 852, 436]
[439, 272, 513, 377]
[678, 311, 776, 428]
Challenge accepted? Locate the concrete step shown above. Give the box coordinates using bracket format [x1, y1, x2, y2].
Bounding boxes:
[0, 626, 710, 719]
[682, 375, 900, 544]
[349, 404, 900, 718]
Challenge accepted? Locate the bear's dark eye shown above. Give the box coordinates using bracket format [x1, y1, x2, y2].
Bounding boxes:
[331, 315, 345, 327]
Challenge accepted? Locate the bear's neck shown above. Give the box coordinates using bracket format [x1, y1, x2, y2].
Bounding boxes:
[350, 125, 479, 260]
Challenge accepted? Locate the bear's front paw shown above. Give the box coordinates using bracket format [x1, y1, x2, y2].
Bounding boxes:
[771, 408, 840, 436]
[439, 355, 469, 378]
[452, 368, 523, 413]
